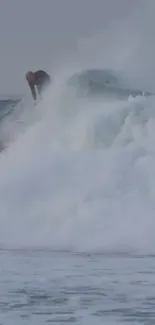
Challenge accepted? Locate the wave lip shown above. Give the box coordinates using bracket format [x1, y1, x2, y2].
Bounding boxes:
[67, 69, 153, 99]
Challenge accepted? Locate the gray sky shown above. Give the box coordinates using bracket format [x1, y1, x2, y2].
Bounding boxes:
[0, 0, 149, 95]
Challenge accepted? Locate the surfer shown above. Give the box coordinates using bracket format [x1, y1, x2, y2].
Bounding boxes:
[25, 70, 51, 103]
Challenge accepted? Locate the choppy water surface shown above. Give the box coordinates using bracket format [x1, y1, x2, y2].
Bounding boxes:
[0, 251, 155, 324]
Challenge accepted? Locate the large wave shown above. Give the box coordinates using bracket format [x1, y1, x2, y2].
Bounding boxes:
[0, 1, 155, 254]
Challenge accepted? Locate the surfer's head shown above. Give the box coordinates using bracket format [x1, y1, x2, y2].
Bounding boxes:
[25, 71, 35, 83]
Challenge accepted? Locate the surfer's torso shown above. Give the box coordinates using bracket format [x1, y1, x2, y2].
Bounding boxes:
[33, 70, 51, 87]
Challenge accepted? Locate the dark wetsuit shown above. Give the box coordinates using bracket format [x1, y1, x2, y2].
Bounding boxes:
[28, 70, 51, 100]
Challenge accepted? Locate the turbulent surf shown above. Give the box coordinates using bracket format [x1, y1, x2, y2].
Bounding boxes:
[0, 1, 155, 254]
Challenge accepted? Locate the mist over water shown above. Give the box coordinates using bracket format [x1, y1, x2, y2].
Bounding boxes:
[0, 1, 155, 254]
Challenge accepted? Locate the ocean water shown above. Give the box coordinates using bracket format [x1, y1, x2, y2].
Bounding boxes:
[1, 80, 155, 325]
[1, 2, 155, 324]
[1, 250, 155, 325]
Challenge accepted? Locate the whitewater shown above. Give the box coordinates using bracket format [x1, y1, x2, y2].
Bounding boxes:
[1, 1, 155, 324]
[1, 84, 155, 254]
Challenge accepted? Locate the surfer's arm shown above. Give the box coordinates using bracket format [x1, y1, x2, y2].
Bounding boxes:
[28, 82, 36, 101]
[36, 84, 41, 95]
[36, 85, 42, 100]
